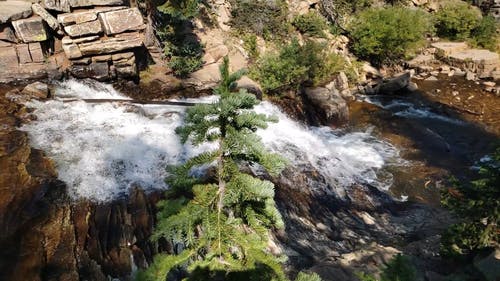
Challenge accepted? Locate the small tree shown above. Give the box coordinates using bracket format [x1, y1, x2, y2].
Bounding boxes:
[137, 57, 287, 281]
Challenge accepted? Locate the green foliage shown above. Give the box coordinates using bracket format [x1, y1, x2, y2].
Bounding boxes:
[138, 57, 288, 281]
[158, 0, 202, 20]
[251, 39, 357, 94]
[470, 16, 499, 51]
[435, 0, 482, 40]
[295, 272, 323, 281]
[440, 148, 500, 258]
[348, 6, 433, 65]
[156, 0, 204, 77]
[357, 254, 417, 281]
[242, 34, 260, 61]
[229, 0, 290, 40]
[292, 12, 328, 38]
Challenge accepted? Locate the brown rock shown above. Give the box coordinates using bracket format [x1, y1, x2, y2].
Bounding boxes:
[28, 42, 44, 63]
[111, 51, 134, 61]
[92, 54, 111, 62]
[78, 32, 143, 56]
[70, 61, 110, 81]
[0, 25, 18, 43]
[62, 43, 82, 59]
[64, 20, 102, 37]
[0, 1, 33, 24]
[58, 10, 97, 26]
[31, 3, 59, 31]
[12, 17, 48, 43]
[22, 81, 49, 99]
[98, 8, 145, 35]
[16, 43, 32, 64]
[0, 47, 20, 70]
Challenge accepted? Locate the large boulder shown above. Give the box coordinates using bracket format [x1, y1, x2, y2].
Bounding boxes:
[98, 8, 145, 35]
[22, 81, 50, 99]
[373, 72, 412, 95]
[70, 61, 110, 81]
[12, 17, 48, 43]
[304, 87, 349, 125]
[0, 1, 32, 24]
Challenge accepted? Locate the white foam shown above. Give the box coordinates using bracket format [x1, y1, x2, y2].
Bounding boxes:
[21, 80, 402, 201]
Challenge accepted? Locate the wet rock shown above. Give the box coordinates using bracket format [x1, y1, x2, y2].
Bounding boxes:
[304, 87, 349, 125]
[64, 20, 102, 37]
[98, 8, 146, 35]
[12, 16, 48, 43]
[43, 0, 70, 12]
[22, 81, 49, 99]
[474, 247, 500, 281]
[0, 1, 32, 24]
[31, 3, 60, 32]
[70, 61, 110, 81]
[0, 25, 18, 43]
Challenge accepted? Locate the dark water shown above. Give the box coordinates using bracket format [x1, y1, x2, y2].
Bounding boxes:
[349, 76, 499, 205]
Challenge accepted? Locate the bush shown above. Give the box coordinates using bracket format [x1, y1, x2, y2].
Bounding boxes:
[242, 33, 259, 61]
[440, 148, 500, 258]
[295, 272, 322, 281]
[471, 16, 499, 51]
[292, 11, 328, 37]
[229, 0, 290, 40]
[250, 39, 357, 94]
[348, 6, 433, 65]
[357, 254, 417, 281]
[435, 0, 482, 40]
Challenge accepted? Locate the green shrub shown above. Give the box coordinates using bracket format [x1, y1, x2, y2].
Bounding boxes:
[440, 148, 500, 258]
[295, 272, 322, 281]
[250, 39, 357, 94]
[229, 0, 290, 40]
[242, 33, 259, 61]
[348, 6, 433, 65]
[292, 11, 328, 37]
[435, 0, 482, 40]
[471, 16, 499, 51]
[357, 254, 417, 281]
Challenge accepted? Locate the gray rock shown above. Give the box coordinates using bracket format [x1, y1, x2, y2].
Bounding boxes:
[374, 72, 412, 94]
[70, 61, 110, 81]
[0, 1, 32, 24]
[12, 16, 48, 43]
[78, 32, 143, 56]
[58, 10, 97, 26]
[62, 43, 83, 59]
[32, 3, 59, 31]
[22, 81, 49, 99]
[64, 20, 102, 37]
[69, 0, 125, 8]
[466, 71, 476, 81]
[0, 25, 18, 43]
[425, 76, 438, 81]
[98, 8, 145, 35]
[43, 0, 70, 12]
[304, 87, 349, 125]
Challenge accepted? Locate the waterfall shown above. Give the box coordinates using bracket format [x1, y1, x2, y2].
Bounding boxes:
[21, 80, 402, 202]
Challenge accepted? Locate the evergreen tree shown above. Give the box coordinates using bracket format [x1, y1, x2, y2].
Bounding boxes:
[137, 57, 287, 281]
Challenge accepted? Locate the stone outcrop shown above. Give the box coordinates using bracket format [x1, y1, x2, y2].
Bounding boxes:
[304, 87, 349, 125]
[31, 3, 59, 32]
[0, 1, 32, 24]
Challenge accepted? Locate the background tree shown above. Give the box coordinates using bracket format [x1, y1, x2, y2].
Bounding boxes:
[137, 57, 287, 281]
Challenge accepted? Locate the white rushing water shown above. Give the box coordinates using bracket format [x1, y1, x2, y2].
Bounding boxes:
[21, 80, 402, 201]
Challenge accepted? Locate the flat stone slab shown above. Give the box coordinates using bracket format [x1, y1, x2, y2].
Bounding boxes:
[43, 0, 70, 12]
[12, 16, 48, 43]
[0, 46, 19, 70]
[78, 32, 143, 56]
[32, 3, 59, 31]
[57, 7, 125, 26]
[69, 0, 125, 7]
[449, 49, 499, 64]
[431, 42, 469, 56]
[98, 8, 145, 35]
[64, 20, 102, 37]
[0, 1, 32, 24]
